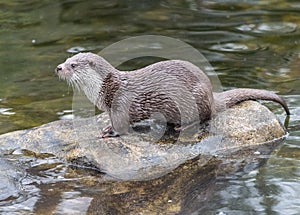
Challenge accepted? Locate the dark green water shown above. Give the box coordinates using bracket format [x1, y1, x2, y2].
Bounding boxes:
[0, 0, 299, 214]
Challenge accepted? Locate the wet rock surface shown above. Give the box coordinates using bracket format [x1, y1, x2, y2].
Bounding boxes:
[0, 101, 287, 214]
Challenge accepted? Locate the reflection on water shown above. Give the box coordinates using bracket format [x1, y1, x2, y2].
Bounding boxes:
[0, 0, 299, 214]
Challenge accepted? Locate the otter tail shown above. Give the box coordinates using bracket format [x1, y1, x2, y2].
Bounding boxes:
[213, 88, 290, 115]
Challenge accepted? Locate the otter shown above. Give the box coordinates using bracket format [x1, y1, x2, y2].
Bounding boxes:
[55, 52, 290, 138]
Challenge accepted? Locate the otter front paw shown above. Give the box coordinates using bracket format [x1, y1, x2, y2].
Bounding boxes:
[100, 125, 120, 138]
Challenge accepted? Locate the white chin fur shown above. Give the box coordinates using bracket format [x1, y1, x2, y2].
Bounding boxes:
[70, 68, 104, 105]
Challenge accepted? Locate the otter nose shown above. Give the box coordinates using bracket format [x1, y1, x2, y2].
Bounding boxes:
[56, 65, 62, 73]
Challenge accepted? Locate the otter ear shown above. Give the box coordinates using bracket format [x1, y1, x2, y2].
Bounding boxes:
[88, 59, 96, 67]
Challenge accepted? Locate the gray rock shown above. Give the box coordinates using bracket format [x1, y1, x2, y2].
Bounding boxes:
[0, 101, 287, 180]
[0, 101, 288, 214]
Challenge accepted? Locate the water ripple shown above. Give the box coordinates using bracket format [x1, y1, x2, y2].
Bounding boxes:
[237, 22, 297, 34]
[0, 108, 15, 116]
[210, 42, 261, 53]
[185, 30, 253, 44]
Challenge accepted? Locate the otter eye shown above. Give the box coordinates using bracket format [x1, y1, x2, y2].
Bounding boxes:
[70, 63, 77, 69]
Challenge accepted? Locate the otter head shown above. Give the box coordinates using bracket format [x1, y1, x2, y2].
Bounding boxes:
[55, 52, 99, 83]
[56, 52, 115, 104]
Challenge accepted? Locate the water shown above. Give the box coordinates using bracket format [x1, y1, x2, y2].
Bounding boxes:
[0, 0, 299, 214]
